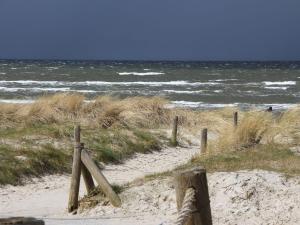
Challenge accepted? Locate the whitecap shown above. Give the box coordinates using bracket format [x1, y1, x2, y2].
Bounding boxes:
[0, 87, 71, 92]
[169, 101, 236, 109]
[0, 80, 220, 87]
[211, 79, 238, 82]
[263, 81, 296, 86]
[169, 101, 297, 110]
[47, 67, 59, 70]
[75, 90, 98, 93]
[265, 86, 289, 90]
[118, 72, 165, 76]
[0, 99, 35, 104]
[163, 90, 203, 94]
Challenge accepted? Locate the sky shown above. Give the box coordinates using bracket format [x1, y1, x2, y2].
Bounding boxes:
[0, 0, 300, 61]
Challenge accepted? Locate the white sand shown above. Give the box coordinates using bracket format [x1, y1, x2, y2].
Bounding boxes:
[1, 146, 300, 225]
[75, 170, 300, 225]
[0, 146, 198, 221]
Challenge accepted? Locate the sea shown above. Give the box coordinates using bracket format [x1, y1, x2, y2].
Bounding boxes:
[0, 60, 299, 110]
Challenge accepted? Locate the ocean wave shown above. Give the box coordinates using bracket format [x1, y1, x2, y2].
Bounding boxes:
[118, 72, 165, 76]
[263, 81, 296, 86]
[163, 90, 203, 94]
[0, 87, 71, 92]
[75, 90, 99, 93]
[0, 86, 103, 93]
[0, 80, 220, 87]
[0, 99, 35, 104]
[170, 101, 236, 108]
[0, 72, 6, 75]
[0, 80, 60, 85]
[46, 67, 59, 70]
[265, 86, 289, 90]
[170, 101, 297, 110]
[211, 79, 238, 82]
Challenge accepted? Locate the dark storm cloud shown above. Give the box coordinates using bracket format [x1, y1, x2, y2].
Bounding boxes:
[0, 0, 300, 60]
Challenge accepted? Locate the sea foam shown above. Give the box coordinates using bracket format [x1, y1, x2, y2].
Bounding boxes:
[265, 86, 289, 90]
[263, 81, 296, 86]
[0, 80, 220, 87]
[118, 72, 165, 76]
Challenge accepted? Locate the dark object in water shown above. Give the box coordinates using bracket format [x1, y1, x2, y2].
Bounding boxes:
[266, 107, 273, 112]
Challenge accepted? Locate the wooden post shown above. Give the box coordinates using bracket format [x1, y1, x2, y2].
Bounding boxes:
[0, 217, 44, 225]
[201, 128, 208, 153]
[68, 125, 82, 212]
[234, 111, 238, 127]
[74, 125, 81, 143]
[81, 149, 122, 207]
[171, 116, 179, 146]
[174, 167, 212, 225]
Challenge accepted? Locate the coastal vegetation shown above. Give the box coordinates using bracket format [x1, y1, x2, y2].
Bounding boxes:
[1, 93, 300, 185]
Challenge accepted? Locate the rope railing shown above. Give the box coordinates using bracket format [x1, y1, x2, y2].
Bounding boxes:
[174, 167, 212, 225]
[174, 188, 196, 225]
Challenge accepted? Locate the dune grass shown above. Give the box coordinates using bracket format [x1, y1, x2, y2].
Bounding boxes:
[0, 144, 70, 185]
[0, 94, 173, 185]
[1, 93, 300, 184]
[190, 144, 300, 175]
[189, 106, 300, 176]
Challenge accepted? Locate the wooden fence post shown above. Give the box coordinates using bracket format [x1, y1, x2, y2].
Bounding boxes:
[201, 128, 208, 153]
[81, 149, 122, 207]
[171, 116, 179, 146]
[68, 125, 82, 212]
[0, 217, 44, 225]
[174, 167, 212, 225]
[234, 112, 238, 127]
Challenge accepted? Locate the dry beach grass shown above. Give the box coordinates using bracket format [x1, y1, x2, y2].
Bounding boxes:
[1, 93, 300, 186]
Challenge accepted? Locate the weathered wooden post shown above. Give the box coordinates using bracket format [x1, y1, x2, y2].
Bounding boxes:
[81, 149, 122, 207]
[174, 167, 212, 225]
[68, 125, 82, 212]
[201, 128, 208, 153]
[73, 125, 95, 194]
[234, 111, 238, 127]
[171, 116, 179, 146]
[0, 217, 44, 225]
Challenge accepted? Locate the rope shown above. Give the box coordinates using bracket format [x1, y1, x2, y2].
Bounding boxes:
[174, 188, 196, 225]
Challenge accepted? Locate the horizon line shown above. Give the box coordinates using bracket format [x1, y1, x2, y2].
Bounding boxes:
[1, 58, 300, 62]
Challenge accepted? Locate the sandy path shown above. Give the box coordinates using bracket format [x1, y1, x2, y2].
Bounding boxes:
[0, 146, 198, 221]
[74, 170, 300, 225]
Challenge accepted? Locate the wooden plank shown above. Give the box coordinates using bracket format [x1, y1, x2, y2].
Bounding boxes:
[81, 162, 95, 194]
[174, 167, 212, 225]
[81, 149, 122, 207]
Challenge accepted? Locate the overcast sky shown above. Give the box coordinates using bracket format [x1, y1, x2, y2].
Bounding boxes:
[0, 0, 300, 60]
